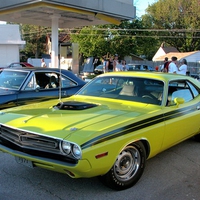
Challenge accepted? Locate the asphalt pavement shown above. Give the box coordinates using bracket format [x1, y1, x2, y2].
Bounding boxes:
[0, 138, 200, 200]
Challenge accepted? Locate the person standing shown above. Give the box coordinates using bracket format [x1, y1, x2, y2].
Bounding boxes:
[168, 56, 178, 74]
[113, 54, 119, 71]
[121, 60, 129, 71]
[115, 60, 123, 71]
[105, 57, 114, 72]
[177, 59, 188, 75]
[41, 58, 47, 68]
[161, 57, 168, 72]
[102, 55, 107, 73]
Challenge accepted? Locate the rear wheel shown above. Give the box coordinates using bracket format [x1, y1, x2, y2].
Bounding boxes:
[99, 141, 146, 190]
[194, 133, 200, 142]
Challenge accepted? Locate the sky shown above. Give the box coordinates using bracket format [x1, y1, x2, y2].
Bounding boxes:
[134, 0, 157, 17]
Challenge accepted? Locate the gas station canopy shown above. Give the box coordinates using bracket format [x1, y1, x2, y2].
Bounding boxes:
[0, 0, 136, 72]
[0, 0, 136, 28]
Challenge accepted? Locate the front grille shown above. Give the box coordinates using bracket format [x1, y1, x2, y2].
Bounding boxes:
[0, 124, 77, 164]
[0, 125, 60, 153]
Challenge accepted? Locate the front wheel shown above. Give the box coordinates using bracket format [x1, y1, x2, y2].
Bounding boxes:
[99, 141, 146, 190]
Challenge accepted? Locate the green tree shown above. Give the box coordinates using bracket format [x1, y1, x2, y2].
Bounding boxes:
[20, 24, 50, 59]
[70, 19, 158, 60]
[118, 19, 159, 60]
[144, 0, 200, 52]
[70, 25, 109, 58]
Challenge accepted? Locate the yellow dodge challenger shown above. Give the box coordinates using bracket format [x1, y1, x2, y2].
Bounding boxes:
[0, 72, 200, 190]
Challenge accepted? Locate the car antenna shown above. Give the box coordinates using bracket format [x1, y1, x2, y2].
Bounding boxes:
[58, 52, 62, 103]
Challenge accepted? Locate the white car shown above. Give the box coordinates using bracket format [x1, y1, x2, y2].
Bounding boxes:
[128, 64, 154, 71]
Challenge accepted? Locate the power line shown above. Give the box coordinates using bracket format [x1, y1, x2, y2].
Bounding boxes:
[64, 28, 200, 33]
[21, 32, 200, 39]
[68, 33, 200, 38]
[21, 28, 200, 36]
[20, 27, 200, 39]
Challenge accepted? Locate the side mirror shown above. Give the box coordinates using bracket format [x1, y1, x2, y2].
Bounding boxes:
[174, 97, 185, 106]
[35, 85, 40, 92]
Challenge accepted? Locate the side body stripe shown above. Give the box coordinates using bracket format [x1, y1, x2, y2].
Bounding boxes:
[81, 103, 199, 149]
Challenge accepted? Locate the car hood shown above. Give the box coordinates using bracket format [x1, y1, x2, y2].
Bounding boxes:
[0, 96, 160, 145]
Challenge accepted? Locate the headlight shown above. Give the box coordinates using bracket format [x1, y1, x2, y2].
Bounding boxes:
[72, 144, 82, 159]
[60, 141, 82, 160]
[61, 141, 71, 154]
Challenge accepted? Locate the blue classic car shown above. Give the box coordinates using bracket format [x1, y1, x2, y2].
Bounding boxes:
[0, 68, 86, 109]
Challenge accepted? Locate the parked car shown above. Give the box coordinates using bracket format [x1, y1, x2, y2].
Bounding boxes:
[94, 64, 104, 74]
[128, 63, 154, 71]
[0, 67, 86, 109]
[190, 74, 200, 80]
[94, 64, 154, 74]
[8, 62, 34, 68]
[0, 72, 199, 190]
[0, 62, 34, 71]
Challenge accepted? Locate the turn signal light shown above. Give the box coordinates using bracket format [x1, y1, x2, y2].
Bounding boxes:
[95, 152, 108, 159]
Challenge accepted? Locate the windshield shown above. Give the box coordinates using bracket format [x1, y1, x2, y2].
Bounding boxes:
[78, 76, 164, 105]
[0, 70, 29, 90]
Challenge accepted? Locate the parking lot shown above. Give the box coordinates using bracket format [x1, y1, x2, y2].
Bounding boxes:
[0, 138, 200, 200]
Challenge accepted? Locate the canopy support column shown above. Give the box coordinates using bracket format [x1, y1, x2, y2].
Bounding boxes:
[51, 14, 60, 68]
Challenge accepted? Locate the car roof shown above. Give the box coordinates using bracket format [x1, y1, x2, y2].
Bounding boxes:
[98, 71, 198, 82]
[2, 67, 86, 84]
[8, 62, 34, 66]
[18, 62, 34, 66]
[4, 67, 66, 72]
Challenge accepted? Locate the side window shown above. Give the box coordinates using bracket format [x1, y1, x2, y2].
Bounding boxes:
[25, 75, 36, 90]
[34, 72, 62, 89]
[135, 65, 141, 70]
[44, 73, 59, 89]
[61, 76, 77, 88]
[187, 81, 199, 98]
[167, 80, 194, 106]
[30, 72, 77, 89]
[10, 64, 22, 68]
[171, 89, 193, 102]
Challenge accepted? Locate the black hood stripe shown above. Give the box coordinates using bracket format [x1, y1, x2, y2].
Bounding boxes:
[81, 103, 199, 149]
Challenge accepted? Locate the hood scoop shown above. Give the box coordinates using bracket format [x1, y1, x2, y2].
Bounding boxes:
[53, 101, 98, 110]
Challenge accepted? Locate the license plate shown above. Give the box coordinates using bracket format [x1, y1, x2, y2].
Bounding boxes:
[15, 156, 33, 168]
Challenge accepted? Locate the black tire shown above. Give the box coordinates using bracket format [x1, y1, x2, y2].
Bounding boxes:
[194, 133, 200, 142]
[99, 141, 146, 190]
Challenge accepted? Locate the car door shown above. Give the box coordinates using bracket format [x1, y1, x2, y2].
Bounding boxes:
[16, 71, 79, 106]
[0, 90, 18, 109]
[17, 88, 61, 106]
[161, 80, 200, 150]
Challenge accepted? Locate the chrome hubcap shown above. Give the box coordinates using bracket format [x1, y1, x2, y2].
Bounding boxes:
[114, 146, 141, 181]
